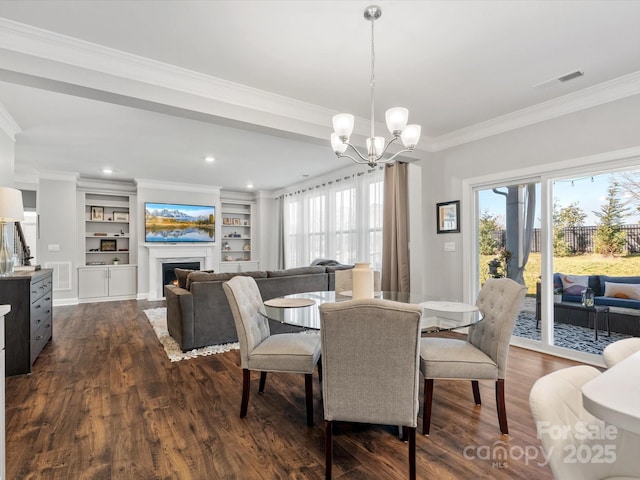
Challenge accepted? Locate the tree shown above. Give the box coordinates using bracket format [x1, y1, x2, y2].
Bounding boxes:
[479, 210, 501, 255]
[618, 171, 640, 220]
[554, 201, 587, 255]
[557, 202, 587, 228]
[593, 182, 628, 256]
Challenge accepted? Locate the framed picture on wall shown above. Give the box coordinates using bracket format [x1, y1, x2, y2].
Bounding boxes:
[113, 211, 129, 222]
[436, 200, 460, 234]
[100, 239, 117, 251]
[90, 206, 104, 221]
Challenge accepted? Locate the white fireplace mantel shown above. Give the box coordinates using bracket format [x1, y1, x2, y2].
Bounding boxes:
[145, 243, 215, 300]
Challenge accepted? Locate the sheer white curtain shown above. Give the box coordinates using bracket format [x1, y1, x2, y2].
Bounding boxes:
[283, 168, 384, 269]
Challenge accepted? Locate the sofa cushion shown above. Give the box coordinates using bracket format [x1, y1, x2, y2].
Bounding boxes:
[267, 266, 326, 277]
[600, 275, 640, 285]
[595, 296, 640, 309]
[560, 274, 590, 296]
[603, 281, 640, 300]
[185, 270, 267, 290]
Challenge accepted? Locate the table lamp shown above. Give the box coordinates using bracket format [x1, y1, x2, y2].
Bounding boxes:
[0, 187, 25, 276]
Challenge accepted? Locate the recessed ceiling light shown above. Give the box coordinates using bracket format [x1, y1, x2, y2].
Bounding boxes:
[102, 168, 113, 174]
[205, 155, 215, 163]
[246, 183, 254, 189]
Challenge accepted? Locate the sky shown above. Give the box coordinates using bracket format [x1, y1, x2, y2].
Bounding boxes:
[478, 171, 640, 228]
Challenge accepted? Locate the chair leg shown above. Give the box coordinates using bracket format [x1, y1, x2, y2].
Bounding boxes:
[305, 373, 314, 426]
[325, 420, 333, 480]
[422, 378, 434, 435]
[317, 357, 323, 383]
[496, 379, 508, 434]
[472, 380, 481, 405]
[408, 426, 416, 480]
[240, 369, 251, 418]
[259, 371, 267, 394]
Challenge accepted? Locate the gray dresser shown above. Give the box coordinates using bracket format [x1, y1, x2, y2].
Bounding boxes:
[0, 269, 53, 376]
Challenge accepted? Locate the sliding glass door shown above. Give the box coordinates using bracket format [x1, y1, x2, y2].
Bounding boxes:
[474, 165, 640, 360]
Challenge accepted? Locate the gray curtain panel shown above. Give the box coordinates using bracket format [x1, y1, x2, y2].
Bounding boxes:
[382, 162, 410, 292]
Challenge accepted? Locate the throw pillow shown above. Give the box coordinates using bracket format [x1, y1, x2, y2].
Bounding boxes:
[560, 274, 589, 296]
[604, 282, 640, 300]
[175, 268, 195, 289]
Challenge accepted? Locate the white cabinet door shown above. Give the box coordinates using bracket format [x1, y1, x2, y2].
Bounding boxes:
[78, 267, 109, 298]
[108, 266, 137, 297]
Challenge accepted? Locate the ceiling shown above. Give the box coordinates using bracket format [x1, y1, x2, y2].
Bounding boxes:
[1, 0, 640, 191]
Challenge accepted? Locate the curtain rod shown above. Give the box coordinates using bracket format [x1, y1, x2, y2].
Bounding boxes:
[280, 165, 385, 199]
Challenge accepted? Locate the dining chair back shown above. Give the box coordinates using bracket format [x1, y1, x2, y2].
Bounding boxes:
[223, 275, 321, 426]
[419, 277, 526, 435]
[319, 298, 423, 479]
[603, 337, 640, 368]
[530, 365, 640, 480]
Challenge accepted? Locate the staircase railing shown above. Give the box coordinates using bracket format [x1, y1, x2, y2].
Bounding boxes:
[14, 221, 33, 266]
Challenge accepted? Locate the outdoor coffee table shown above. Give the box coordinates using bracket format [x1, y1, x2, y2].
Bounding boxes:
[554, 302, 610, 341]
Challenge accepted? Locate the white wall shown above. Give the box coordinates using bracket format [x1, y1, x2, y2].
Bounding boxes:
[0, 130, 14, 186]
[38, 175, 78, 302]
[422, 93, 640, 301]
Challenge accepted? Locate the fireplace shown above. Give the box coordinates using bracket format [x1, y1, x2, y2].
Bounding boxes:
[162, 261, 200, 287]
[145, 244, 215, 301]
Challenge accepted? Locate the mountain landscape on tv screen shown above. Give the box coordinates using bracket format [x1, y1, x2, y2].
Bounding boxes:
[145, 203, 215, 243]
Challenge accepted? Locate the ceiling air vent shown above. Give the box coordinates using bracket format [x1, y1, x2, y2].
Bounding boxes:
[558, 70, 584, 82]
[533, 69, 585, 88]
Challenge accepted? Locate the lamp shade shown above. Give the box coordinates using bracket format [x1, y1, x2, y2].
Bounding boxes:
[332, 114, 355, 138]
[400, 124, 421, 149]
[0, 187, 25, 222]
[385, 107, 408, 135]
[331, 133, 348, 155]
[366, 136, 385, 157]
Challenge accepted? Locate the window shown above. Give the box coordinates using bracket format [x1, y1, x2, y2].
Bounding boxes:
[283, 168, 384, 269]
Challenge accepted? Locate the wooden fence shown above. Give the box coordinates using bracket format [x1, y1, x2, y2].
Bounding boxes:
[490, 225, 640, 253]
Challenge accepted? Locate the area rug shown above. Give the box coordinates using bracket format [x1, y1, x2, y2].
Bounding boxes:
[513, 311, 632, 355]
[143, 308, 239, 362]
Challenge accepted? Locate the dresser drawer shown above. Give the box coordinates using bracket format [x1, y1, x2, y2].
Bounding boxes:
[30, 277, 52, 304]
[30, 294, 52, 333]
[31, 320, 52, 365]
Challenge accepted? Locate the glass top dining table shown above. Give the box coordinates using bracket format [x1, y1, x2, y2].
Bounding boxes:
[261, 291, 482, 332]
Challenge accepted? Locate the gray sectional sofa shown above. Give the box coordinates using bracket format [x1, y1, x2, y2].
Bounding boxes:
[164, 265, 351, 351]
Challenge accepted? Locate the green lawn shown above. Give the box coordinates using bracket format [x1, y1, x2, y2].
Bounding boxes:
[480, 253, 640, 295]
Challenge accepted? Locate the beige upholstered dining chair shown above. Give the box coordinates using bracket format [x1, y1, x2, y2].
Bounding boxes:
[222, 275, 321, 426]
[530, 365, 640, 480]
[603, 337, 640, 368]
[334, 268, 381, 294]
[318, 299, 423, 480]
[419, 277, 526, 435]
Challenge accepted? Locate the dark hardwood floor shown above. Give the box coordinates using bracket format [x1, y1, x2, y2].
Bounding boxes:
[5, 300, 581, 479]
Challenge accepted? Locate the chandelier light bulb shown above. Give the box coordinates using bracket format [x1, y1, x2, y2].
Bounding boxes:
[401, 124, 421, 149]
[331, 133, 348, 154]
[332, 114, 355, 139]
[366, 136, 385, 157]
[385, 107, 409, 136]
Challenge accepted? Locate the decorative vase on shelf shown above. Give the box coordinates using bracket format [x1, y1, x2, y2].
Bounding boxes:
[352, 262, 374, 300]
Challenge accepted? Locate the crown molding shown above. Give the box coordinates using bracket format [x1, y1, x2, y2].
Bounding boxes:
[135, 178, 221, 194]
[0, 102, 21, 140]
[38, 170, 79, 182]
[2, 18, 640, 154]
[0, 18, 334, 127]
[428, 71, 640, 151]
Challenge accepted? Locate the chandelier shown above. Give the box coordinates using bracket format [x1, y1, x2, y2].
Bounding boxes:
[331, 5, 421, 168]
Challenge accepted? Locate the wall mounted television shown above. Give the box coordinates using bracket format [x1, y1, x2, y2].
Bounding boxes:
[145, 202, 215, 243]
